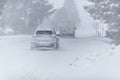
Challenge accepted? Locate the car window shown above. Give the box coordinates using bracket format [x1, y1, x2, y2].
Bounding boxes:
[36, 30, 53, 35]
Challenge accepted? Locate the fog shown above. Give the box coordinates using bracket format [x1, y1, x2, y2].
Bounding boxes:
[51, 0, 96, 37]
[0, 0, 120, 80]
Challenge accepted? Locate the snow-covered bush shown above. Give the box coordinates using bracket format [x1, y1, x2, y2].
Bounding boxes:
[85, 0, 120, 45]
[3, 27, 14, 35]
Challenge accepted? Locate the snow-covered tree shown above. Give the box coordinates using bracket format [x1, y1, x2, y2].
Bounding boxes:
[0, 0, 7, 29]
[52, 0, 80, 26]
[85, 0, 120, 45]
[27, 0, 55, 34]
[2, 0, 55, 34]
[64, 0, 80, 25]
[0, 0, 7, 15]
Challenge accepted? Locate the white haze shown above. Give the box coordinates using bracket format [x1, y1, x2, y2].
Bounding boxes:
[50, 0, 96, 37]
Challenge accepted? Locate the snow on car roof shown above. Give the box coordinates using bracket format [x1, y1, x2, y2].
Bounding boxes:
[36, 27, 54, 31]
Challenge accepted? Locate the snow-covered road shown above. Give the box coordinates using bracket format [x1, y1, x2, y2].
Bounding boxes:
[0, 36, 120, 80]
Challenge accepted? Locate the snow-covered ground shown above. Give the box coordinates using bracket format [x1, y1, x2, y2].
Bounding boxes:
[0, 35, 120, 80]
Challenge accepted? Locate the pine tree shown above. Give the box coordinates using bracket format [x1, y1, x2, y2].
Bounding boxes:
[64, 0, 80, 25]
[52, 0, 80, 26]
[2, 0, 55, 34]
[0, 0, 7, 29]
[85, 0, 120, 45]
[27, 0, 55, 34]
[0, 0, 7, 15]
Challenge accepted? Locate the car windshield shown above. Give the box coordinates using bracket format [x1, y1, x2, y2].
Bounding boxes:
[36, 30, 53, 35]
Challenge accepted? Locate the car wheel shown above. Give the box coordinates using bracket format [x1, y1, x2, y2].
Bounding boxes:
[72, 31, 75, 38]
[55, 42, 59, 49]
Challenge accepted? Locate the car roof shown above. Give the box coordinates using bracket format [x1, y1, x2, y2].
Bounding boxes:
[36, 27, 53, 30]
[36, 27, 54, 31]
[36, 29, 54, 32]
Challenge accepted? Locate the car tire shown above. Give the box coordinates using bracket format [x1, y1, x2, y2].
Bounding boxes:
[55, 42, 59, 49]
[72, 31, 75, 38]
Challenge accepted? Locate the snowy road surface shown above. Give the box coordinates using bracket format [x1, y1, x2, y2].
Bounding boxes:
[0, 36, 120, 80]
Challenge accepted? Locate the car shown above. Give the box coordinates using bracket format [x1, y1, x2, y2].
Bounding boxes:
[31, 28, 60, 50]
[59, 24, 76, 37]
[51, 21, 76, 38]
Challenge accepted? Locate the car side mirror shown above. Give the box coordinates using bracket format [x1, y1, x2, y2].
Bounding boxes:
[55, 31, 60, 36]
[56, 34, 60, 36]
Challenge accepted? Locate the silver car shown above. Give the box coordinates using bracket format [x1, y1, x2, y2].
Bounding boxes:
[31, 29, 60, 50]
